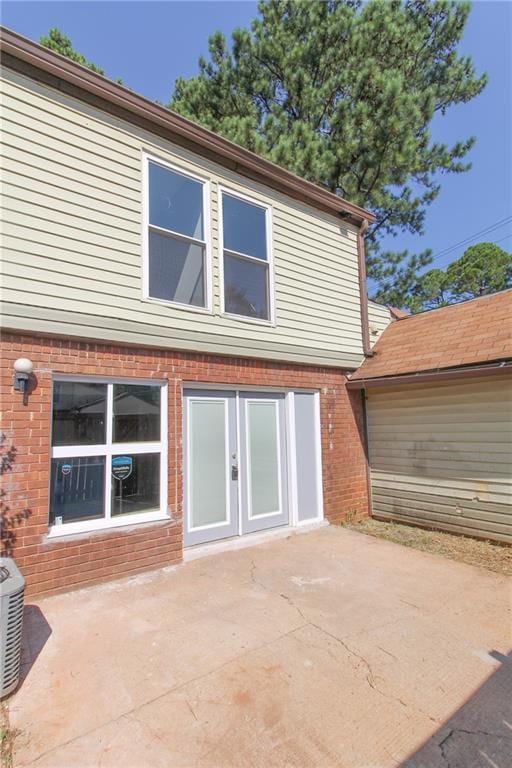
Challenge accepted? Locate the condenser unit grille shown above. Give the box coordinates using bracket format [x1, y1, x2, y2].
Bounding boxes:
[1, 559, 26, 698]
[2, 589, 25, 694]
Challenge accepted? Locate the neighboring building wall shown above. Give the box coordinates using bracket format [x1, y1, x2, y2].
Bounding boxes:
[1, 67, 364, 368]
[1, 332, 369, 597]
[366, 376, 512, 542]
[367, 302, 392, 347]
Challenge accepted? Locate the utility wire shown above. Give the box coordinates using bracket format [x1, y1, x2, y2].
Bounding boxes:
[428, 215, 512, 265]
[491, 233, 512, 245]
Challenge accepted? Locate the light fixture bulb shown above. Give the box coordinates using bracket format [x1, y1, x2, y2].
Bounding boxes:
[13, 358, 34, 374]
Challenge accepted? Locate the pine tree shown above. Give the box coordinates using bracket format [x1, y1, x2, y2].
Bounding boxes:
[409, 242, 512, 311]
[39, 29, 123, 83]
[40, 29, 105, 74]
[446, 242, 512, 299]
[171, 0, 486, 305]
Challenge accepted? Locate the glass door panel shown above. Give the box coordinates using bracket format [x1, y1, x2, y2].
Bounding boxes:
[190, 400, 227, 528]
[240, 393, 288, 534]
[184, 390, 238, 546]
[247, 401, 281, 517]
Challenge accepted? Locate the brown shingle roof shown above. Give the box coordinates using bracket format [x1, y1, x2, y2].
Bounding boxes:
[352, 289, 512, 380]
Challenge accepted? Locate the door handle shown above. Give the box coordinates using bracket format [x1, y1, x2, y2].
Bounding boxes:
[231, 464, 239, 481]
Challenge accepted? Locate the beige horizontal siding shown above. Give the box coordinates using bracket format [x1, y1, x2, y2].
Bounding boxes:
[0, 67, 364, 367]
[367, 301, 392, 346]
[366, 376, 512, 542]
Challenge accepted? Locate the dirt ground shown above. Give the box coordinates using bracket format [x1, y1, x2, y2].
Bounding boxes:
[346, 518, 512, 575]
[1, 702, 15, 768]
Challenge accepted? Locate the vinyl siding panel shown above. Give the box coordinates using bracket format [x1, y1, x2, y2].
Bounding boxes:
[367, 301, 392, 347]
[0, 67, 364, 367]
[366, 376, 512, 542]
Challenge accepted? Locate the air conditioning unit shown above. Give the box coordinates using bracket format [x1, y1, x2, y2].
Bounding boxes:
[0, 558, 25, 698]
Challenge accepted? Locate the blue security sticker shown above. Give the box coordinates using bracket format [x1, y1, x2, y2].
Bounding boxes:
[61, 463, 72, 476]
[112, 455, 132, 481]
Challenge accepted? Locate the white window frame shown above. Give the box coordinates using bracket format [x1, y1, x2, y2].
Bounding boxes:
[47, 375, 168, 538]
[141, 152, 213, 313]
[218, 185, 276, 326]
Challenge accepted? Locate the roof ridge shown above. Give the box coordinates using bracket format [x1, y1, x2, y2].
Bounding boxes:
[395, 287, 512, 322]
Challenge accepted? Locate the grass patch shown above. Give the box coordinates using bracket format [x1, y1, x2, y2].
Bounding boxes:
[1, 702, 17, 768]
[345, 518, 512, 576]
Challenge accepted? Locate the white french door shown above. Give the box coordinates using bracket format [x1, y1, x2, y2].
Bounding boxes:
[239, 392, 288, 535]
[183, 389, 288, 546]
[183, 390, 238, 546]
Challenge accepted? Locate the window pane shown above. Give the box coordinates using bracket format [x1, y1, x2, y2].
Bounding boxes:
[111, 453, 160, 516]
[224, 253, 269, 319]
[52, 382, 107, 446]
[248, 402, 280, 517]
[189, 400, 227, 528]
[149, 230, 205, 307]
[222, 193, 267, 260]
[50, 456, 105, 524]
[113, 385, 161, 443]
[149, 161, 203, 239]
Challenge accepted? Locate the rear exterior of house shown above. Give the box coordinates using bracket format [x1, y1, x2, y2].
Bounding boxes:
[0, 30, 375, 596]
[349, 291, 512, 543]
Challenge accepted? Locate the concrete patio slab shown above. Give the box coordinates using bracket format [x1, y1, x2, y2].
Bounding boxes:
[10, 525, 512, 767]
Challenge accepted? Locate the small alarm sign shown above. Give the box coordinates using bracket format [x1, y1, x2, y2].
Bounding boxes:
[112, 456, 133, 481]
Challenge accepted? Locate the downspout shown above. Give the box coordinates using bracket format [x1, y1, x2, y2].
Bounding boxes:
[356, 220, 373, 516]
[360, 387, 374, 519]
[357, 219, 373, 357]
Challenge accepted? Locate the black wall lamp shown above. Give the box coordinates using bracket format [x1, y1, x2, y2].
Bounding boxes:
[13, 358, 34, 406]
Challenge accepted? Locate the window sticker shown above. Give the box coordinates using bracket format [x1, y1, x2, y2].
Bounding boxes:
[112, 456, 133, 481]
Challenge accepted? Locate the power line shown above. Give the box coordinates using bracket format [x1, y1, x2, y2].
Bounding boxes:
[429, 215, 512, 265]
[492, 233, 512, 245]
[430, 216, 512, 262]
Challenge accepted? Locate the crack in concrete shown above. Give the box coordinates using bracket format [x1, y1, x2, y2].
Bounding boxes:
[250, 559, 268, 592]
[280, 592, 309, 623]
[277, 581, 441, 726]
[27, 621, 309, 765]
[438, 727, 512, 767]
[308, 619, 378, 690]
[377, 645, 399, 661]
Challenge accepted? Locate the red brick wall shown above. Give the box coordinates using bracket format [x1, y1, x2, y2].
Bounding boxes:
[1, 332, 369, 597]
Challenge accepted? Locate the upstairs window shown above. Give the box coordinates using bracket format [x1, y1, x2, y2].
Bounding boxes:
[221, 191, 272, 321]
[146, 158, 208, 309]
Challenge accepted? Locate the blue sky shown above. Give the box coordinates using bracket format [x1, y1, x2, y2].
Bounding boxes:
[3, 0, 511, 273]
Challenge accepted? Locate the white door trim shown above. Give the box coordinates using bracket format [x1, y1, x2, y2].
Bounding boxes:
[183, 386, 324, 546]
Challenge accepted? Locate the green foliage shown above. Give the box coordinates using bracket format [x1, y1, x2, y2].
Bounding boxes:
[40, 28, 105, 74]
[407, 242, 512, 311]
[446, 241, 512, 299]
[171, 0, 487, 303]
[407, 268, 450, 312]
[39, 29, 123, 83]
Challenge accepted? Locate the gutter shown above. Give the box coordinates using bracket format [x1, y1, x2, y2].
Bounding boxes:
[0, 26, 374, 227]
[357, 219, 373, 358]
[346, 361, 512, 390]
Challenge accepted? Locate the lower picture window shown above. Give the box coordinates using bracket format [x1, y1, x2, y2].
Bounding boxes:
[111, 453, 160, 516]
[49, 379, 166, 533]
[50, 456, 105, 525]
